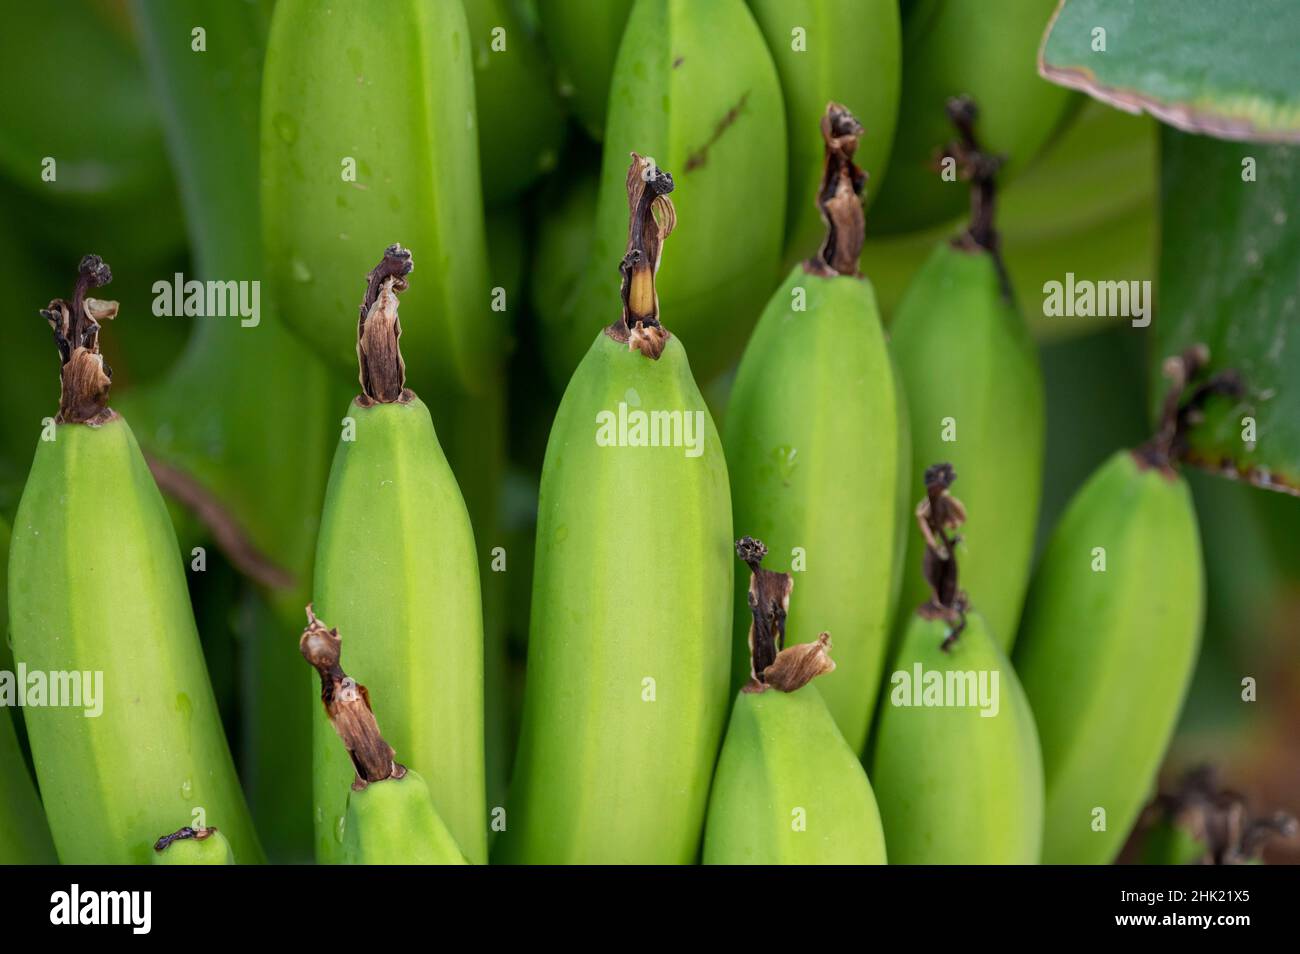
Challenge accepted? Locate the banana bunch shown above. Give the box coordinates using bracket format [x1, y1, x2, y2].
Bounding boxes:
[262, 0, 497, 395]
[748, 0, 901, 265]
[541, 0, 787, 389]
[868, 0, 1075, 235]
[8, 256, 261, 864]
[498, 157, 732, 864]
[890, 98, 1045, 651]
[301, 608, 467, 865]
[463, 0, 567, 205]
[724, 104, 908, 753]
[534, 0, 634, 141]
[311, 245, 486, 865]
[1013, 349, 1224, 864]
[869, 464, 1044, 864]
[703, 538, 887, 864]
[152, 827, 235, 866]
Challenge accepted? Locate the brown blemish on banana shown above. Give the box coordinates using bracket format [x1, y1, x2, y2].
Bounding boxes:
[804, 102, 867, 279]
[153, 826, 219, 852]
[684, 92, 750, 173]
[915, 462, 970, 651]
[41, 254, 119, 426]
[356, 243, 415, 406]
[939, 96, 1013, 303]
[606, 153, 676, 360]
[736, 536, 834, 693]
[300, 605, 406, 790]
[1135, 345, 1245, 476]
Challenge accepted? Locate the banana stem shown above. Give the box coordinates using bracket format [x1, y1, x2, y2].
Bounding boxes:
[736, 536, 834, 692]
[40, 254, 118, 425]
[300, 605, 405, 789]
[1136, 345, 1245, 473]
[357, 244, 415, 406]
[941, 96, 1013, 301]
[914, 462, 969, 650]
[805, 102, 866, 278]
[153, 826, 219, 853]
[609, 153, 676, 359]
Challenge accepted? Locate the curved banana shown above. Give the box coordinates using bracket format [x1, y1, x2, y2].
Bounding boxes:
[541, 0, 787, 389]
[262, 0, 497, 394]
[497, 157, 732, 864]
[724, 105, 908, 753]
[8, 256, 261, 864]
[1013, 352, 1218, 864]
[535, 0, 634, 140]
[748, 0, 901, 265]
[301, 609, 467, 865]
[890, 98, 1044, 652]
[869, 0, 1075, 234]
[311, 246, 486, 864]
[152, 827, 235, 865]
[869, 464, 1044, 863]
[703, 539, 887, 864]
[463, 0, 567, 205]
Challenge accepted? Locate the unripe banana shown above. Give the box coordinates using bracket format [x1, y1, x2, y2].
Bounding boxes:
[152, 827, 235, 866]
[535, 0, 634, 140]
[301, 609, 467, 865]
[463, 0, 567, 205]
[262, 0, 497, 394]
[748, 0, 901, 265]
[703, 539, 887, 864]
[8, 256, 262, 864]
[542, 0, 787, 389]
[890, 98, 1044, 652]
[311, 245, 486, 865]
[1014, 351, 1220, 863]
[869, 464, 1044, 864]
[869, 0, 1075, 234]
[724, 105, 909, 753]
[497, 157, 732, 864]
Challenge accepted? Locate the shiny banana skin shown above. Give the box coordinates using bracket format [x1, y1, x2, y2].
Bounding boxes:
[463, 0, 567, 205]
[535, 0, 634, 140]
[870, 612, 1044, 864]
[262, 0, 497, 394]
[311, 248, 486, 864]
[748, 0, 901, 265]
[152, 827, 235, 865]
[869, 0, 1075, 234]
[1013, 449, 1204, 865]
[342, 770, 468, 865]
[542, 0, 787, 389]
[891, 243, 1044, 651]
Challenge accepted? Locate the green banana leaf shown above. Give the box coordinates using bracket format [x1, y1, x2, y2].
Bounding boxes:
[1040, 0, 1300, 142]
[1155, 128, 1300, 493]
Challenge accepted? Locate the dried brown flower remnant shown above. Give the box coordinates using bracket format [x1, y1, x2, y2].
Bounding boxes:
[736, 536, 833, 694]
[153, 826, 219, 852]
[805, 102, 866, 278]
[609, 153, 676, 359]
[357, 243, 415, 406]
[1148, 765, 1298, 864]
[41, 254, 119, 425]
[300, 605, 404, 789]
[762, 632, 836, 692]
[1136, 345, 1244, 474]
[915, 462, 970, 650]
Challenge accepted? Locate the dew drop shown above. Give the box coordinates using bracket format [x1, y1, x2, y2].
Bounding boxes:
[624, 387, 642, 407]
[335, 815, 347, 843]
[291, 258, 313, 284]
[180, 778, 193, 799]
[272, 111, 298, 145]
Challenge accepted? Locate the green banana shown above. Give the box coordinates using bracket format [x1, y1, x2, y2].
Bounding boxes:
[530, 156, 600, 336]
[748, 0, 901, 265]
[542, 0, 788, 389]
[464, 0, 567, 205]
[869, 464, 1044, 863]
[8, 256, 261, 864]
[301, 608, 467, 865]
[497, 157, 732, 863]
[890, 98, 1044, 652]
[262, 0, 497, 393]
[311, 245, 486, 865]
[152, 827, 235, 865]
[703, 538, 887, 864]
[1013, 352, 1215, 863]
[869, 0, 1075, 235]
[723, 105, 908, 753]
[535, 0, 634, 140]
